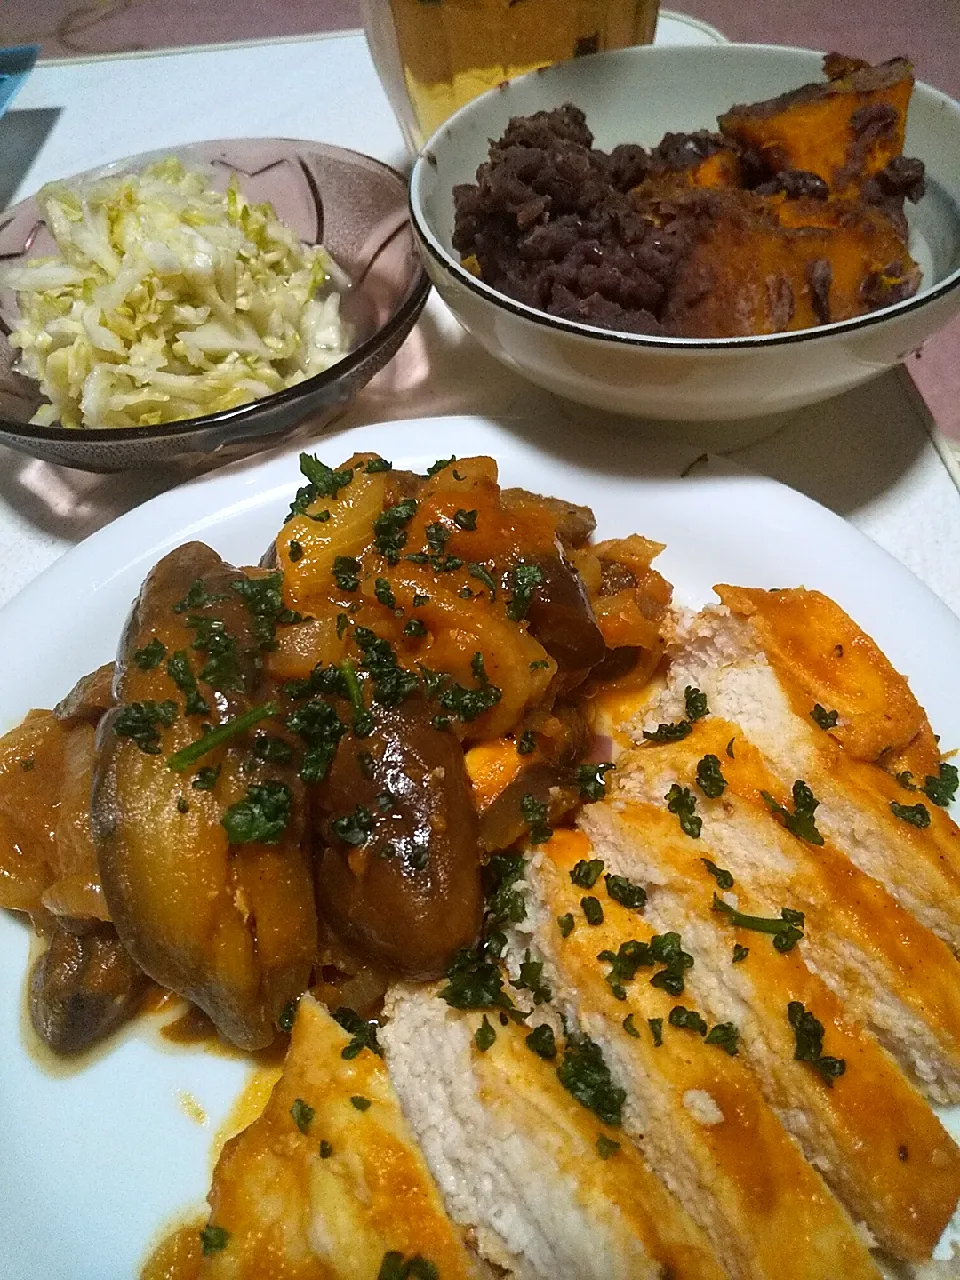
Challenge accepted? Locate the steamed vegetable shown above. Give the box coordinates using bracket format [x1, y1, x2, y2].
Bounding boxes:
[1, 158, 349, 430]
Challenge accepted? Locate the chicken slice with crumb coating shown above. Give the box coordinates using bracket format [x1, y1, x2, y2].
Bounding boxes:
[381, 982, 726, 1280]
[501, 829, 883, 1280]
[182, 995, 482, 1279]
[577, 794, 960, 1262]
[608, 711, 960, 1106]
[634, 594, 960, 952]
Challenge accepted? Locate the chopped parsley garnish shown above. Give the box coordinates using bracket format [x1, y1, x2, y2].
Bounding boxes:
[712, 894, 805, 952]
[133, 637, 166, 670]
[570, 858, 604, 888]
[425, 522, 450, 555]
[484, 853, 528, 930]
[439, 947, 511, 1012]
[350, 1095, 371, 1111]
[578, 762, 615, 802]
[177, 796, 189, 814]
[787, 1001, 846, 1086]
[597, 939, 651, 999]
[695, 754, 727, 798]
[454, 508, 477, 530]
[470, 650, 489, 683]
[403, 618, 428, 638]
[467, 562, 497, 598]
[648, 932, 694, 996]
[283, 661, 348, 701]
[290, 1098, 315, 1133]
[529, 658, 550, 671]
[287, 453, 354, 522]
[364, 456, 392, 473]
[166, 650, 210, 717]
[666, 783, 701, 838]
[604, 873, 647, 911]
[374, 578, 396, 609]
[732, 943, 750, 963]
[557, 1033, 626, 1125]
[332, 555, 361, 592]
[427, 456, 455, 476]
[510, 950, 551, 1004]
[811, 704, 839, 730]
[185, 616, 243, 694]
[412, 593, 430, 607]
[668, 1006, 708, 1035]
[684, 686, 708, 721]
[623, 1013, 640, 1038]
[526, 1023, 557, 1060]
[761, 780, 824, 845]
[374, 499, 418, 563]
[922, 761, 958, 808]
[378, 1254, 438, 1280]
[333, 1007, 382, 1059]
[18, 757, 34, 771]
[331, 804, 374, 847]
[336, 612, 350, 638]
[437, 677, 501, 723]
[596, 1135, 620, 1159]
[581, 896, 604, 925]
[114, 699, 178, 754]
[222, 780, 292, 844]
[648, 1017, 663, 1047]
[516, 730, 537, 755]
[336, 656, 375, 737]
[506, 562, 545, 622]
[173, 580, 220, 614]
[231, 571, 301, 647]
[191, 765, 220, 790]
[475, 1015, 496, 1052]
[319, 1140, 333, 1158]
[701, 858, 734, 890]
[288, 540, 304, 563]
[520, 792, 552, 845]
[252, 732, 294, 765]
[704, 1022, 740, 1056]
[199, 1225, 230, 1256]
[277, 999, 299, 1033]
[889, 800, 931, 828]
[557, 912, 575, 937]
[644, 721, 692, 743]
[286, 695, 348, 782]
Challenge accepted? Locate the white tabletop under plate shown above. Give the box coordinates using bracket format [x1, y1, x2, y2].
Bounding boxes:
[0, 17, 958, 619]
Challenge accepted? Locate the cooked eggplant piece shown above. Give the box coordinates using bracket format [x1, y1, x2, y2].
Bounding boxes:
[29, 918, 148, 1054]
[54, 663, 115, 727]
[315, 698, 482, 979]
[93, 542, 317, 1051]
[523, 543, 606, 681]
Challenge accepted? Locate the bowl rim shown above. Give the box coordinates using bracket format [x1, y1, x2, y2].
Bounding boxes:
[0, 137, 431, 443]
[410, 41, 960, 352]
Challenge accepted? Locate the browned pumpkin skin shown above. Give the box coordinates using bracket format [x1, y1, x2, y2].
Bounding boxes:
[29, 919, 149, 1054]
[315, 699, 483, 979]
[92, 542, 317, 1051]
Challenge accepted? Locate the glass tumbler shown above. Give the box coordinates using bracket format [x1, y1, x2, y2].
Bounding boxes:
[362, 0, 661, 154]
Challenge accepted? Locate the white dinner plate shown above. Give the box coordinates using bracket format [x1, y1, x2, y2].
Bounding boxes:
[0, 414, 957, 1277]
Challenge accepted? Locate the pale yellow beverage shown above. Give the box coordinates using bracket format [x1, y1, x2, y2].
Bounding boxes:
[363, 0, 660, 152]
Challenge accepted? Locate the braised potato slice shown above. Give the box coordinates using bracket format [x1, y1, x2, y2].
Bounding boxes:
[93, 542, 317, 1050]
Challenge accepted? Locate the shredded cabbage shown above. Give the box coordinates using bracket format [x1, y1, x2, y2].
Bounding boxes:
[1, 158, 351, 429]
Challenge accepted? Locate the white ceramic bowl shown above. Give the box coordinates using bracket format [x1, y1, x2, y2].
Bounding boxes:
[410, 44, 960, 422]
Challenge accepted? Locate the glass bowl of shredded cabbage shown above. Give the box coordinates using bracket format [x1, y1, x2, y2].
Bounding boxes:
[0, 139, 429, 471]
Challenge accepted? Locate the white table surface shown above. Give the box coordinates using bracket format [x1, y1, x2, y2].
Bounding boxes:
[1, 22, 959, 618]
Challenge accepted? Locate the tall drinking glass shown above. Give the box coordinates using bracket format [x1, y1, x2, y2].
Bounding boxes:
[362, 0, 660, 154]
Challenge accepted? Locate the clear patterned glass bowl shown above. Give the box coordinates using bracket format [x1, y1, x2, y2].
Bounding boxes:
[0, 138, 430, 472]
